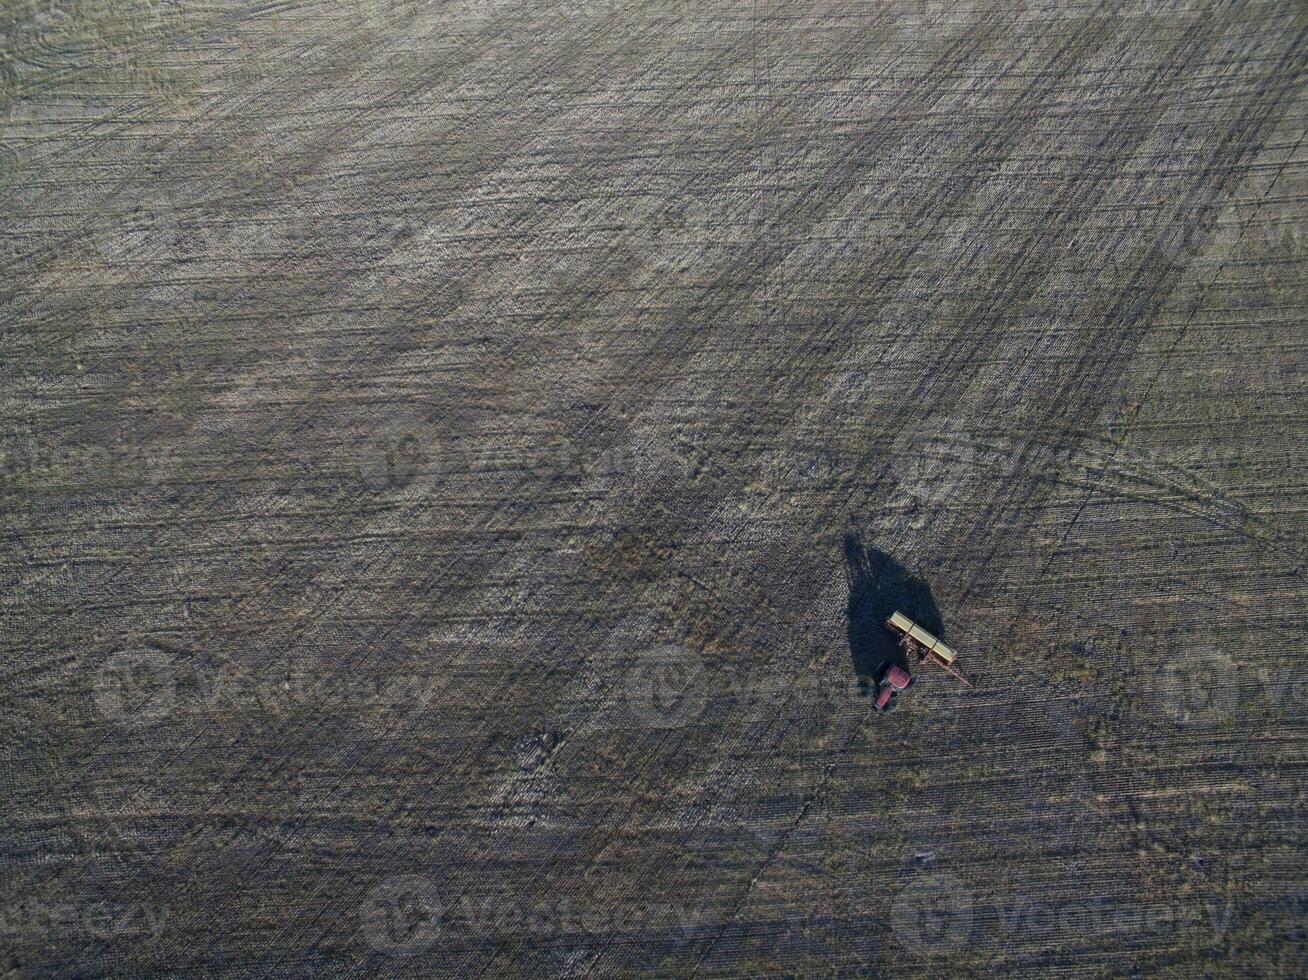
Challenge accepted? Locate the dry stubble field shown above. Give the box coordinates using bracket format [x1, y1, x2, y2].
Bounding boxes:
[2, 0, 1307, 976]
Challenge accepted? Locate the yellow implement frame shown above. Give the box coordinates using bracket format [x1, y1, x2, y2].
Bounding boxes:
[886, 611, 973, 688]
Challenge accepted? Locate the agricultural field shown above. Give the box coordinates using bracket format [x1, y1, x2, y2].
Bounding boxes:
[2, 0, 1306, 976]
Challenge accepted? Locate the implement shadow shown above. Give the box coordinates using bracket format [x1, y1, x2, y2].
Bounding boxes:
[844, 533, 942, 685]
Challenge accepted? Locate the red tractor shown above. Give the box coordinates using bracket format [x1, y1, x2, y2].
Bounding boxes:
[874, 663, 914, 711]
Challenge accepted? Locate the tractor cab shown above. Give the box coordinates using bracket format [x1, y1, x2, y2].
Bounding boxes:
[874, 663, 914, 711]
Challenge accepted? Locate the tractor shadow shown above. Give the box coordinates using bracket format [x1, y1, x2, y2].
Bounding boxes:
[844, 533, 943, 688]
